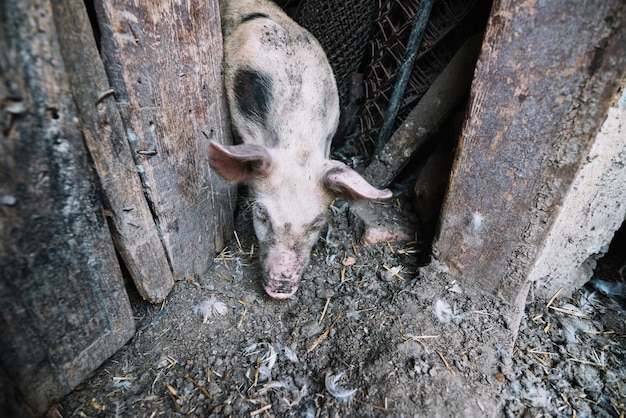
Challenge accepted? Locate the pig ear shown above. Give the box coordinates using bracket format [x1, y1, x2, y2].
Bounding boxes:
[208, 141, 272, 181]
[322, 160, 393, 200]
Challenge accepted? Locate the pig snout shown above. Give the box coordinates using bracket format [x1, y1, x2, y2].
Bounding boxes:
[255, 211, 323, 299]
[261, 245, 308, 299]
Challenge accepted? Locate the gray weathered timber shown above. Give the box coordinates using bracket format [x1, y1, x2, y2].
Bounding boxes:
[527, 83, 626, 299]
[50, 0, 175, 303]
[95, 0, 235, 280]
[433, 0, 626, 304]
[0, 0, 135, 414]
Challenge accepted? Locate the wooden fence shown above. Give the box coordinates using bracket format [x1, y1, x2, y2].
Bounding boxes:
[1, 0, 233, 414]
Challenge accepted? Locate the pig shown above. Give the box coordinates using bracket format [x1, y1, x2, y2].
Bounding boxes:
[209, 0, 392, 299]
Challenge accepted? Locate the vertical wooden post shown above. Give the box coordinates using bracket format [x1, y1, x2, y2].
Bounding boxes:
[94, 0, 235, 281]
[0, 0, 135, 414]
[50, 0, 175, 303]
[527, 83, 626, 298]
[433, 0, 626, 304]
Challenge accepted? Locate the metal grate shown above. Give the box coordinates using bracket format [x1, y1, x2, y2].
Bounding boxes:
[358, 0, 477, 155]
[296, 0, 484, 159]
[296, 0, 378, 109]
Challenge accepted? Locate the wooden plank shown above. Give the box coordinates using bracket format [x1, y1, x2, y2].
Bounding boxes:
[527, 84, 626, 298]
[432, 0, 626, 303]
[50, 0, 175, 303]
[94, 0, 235, 280]
[0, 0, 135, 414]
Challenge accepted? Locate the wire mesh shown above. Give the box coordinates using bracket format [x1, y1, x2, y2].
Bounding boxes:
[296, 0, 485, 159]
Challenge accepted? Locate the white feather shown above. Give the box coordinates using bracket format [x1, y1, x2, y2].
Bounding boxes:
[434, 299, 453, 323]
[245, 343, 277, 383]
[193, 295, 228, 323]
[257, 380, 289, 395]
[325, 372, 357, 403]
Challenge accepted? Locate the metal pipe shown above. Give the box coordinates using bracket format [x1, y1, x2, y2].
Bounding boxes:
[374, 0, 435, 156]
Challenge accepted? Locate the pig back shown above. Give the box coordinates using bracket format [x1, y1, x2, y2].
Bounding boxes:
[220, 0, 339, 156]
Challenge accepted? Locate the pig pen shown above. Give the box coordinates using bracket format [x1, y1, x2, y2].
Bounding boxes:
[56, 0, 626, 417]
[55, 205, 626, 417]
[4, 0, 625, 416]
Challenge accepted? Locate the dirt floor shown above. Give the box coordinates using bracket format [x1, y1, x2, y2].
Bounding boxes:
[57, 197, 626, 417]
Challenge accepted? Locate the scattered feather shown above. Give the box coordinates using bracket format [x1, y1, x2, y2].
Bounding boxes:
[193, 295, 228, 323]
[257, 380, 289, 396]
[555, 293, 599, 343]
[111, 380, 132, 391]
[245, 343, 277, 383]
[591, 349, 607, 368]
[322, 225, 339, 249]
[434, 299, 453, 323]
[346, 310, 361, 321]
[471, 212, 484, 231]
[329, 201, 348, 216]
[280, 344, 300, 363]
[302, 406, 316, 418]
[561, 302, 594, 316]
[560, 317, 585, 343]
[382, 265, 404, 281]
[325, 372, 357, 404]
[520, 383, 552, 408]
[234, 257, 244, 276]
[434, 299, 465, 323]
[578, 290, 602, 314]
[156, 355, 177, 369]
[447, 282, 463, 294]
[289, 384, 308, 407]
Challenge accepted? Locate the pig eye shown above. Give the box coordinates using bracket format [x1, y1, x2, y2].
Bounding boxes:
[253, 204, 270, 225]
[311, 214, 327, 231]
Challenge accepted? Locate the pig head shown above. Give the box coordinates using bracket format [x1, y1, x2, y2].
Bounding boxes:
[210, 0, 392, 299]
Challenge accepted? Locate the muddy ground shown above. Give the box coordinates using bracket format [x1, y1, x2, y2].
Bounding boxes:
[58, 197, 626, 417]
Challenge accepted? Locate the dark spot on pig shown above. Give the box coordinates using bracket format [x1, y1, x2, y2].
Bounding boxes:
[319, 99, 328, 119]
[241, 13, 269, 24]
[249, 159, 269, 176]
[285, 69, 303, 102]
[295, 33, 311, 45]
[272, 280, 296, 294]
[284, 222, 292, 233]
[234, 69, 272, 126]
[262, 25, 287, 49]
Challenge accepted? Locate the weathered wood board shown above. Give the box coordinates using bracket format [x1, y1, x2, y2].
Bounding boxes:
[94, 0, 235, 281]
[50, 0, 175, 303]
[527, 83, 626, 299]
[433, 0, 626, 303]
[0, 0, 135, 414]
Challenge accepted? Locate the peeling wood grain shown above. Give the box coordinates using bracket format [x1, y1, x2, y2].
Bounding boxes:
[95, 0, 235, 280]
[51, 0, 175, 303]
[0, 0, 135, 414]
